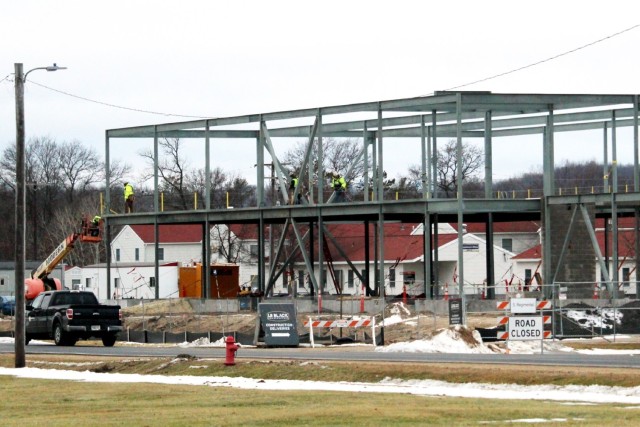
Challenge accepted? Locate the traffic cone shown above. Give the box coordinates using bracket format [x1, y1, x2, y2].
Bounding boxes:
[592, 283, 599, 299]
[402, 284, 407, 304]
[444, 283, 449, 301]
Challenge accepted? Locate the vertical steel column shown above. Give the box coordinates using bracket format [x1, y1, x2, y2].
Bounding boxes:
[317, 109, 324, 204]
[204, 121, 211, 294]
[377, 209, 385, 301]
[422, 205, 431, 298]
[484, 111, 493, 198]
[105, 131, 112, 307]
[318, 214, 324, 297]
[455, 94, 465, 311]
[431, 110, 438, 199]
[542, 106, 555, 295]
[377, 105, 384, 201]
[611, 111, 619, 294]
[420, 115, 428, 199]
[257, 116, 265, 207]
[363, 123, 369, 202]
[153, 126, 160, 300]
[364, 220, 370, 295]
[634, 95, 640, 298]
[258, 211, 265, 294]
[485, 110, 495, 299]
[603, 122, 609, 192]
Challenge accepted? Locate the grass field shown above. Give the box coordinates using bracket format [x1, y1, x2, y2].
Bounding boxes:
[1, 353, 640, 426]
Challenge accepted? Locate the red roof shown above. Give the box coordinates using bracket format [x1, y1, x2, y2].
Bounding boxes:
[513, 230, 636, 260]
[456, 221, 540, 233]
[594, 216, 638, 230]
[512, 245, 542, 260]
[320, 223, 457, 262]
[130, 224, 204, 244]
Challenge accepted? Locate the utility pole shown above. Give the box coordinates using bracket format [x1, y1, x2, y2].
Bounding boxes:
[13, 62, 66, 368]
[14, 63, 26, 368]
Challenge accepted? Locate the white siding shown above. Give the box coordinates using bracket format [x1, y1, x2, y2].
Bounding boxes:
[143, 243, 202, 264]
[81, 265, 179, 301]
[111, 226, 145, 263]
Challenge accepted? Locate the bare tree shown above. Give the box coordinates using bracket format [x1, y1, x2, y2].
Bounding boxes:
[58, 140, 102, 203]
[189, 167, 229, 209]
[283, 137, 367, 188]
[139, 137, 191, 210]
[211, 224, 257, 264]
[435, 140, 483, 197]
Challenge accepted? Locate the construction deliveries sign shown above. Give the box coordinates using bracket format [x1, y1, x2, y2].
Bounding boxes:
[258, 303, 299, 346]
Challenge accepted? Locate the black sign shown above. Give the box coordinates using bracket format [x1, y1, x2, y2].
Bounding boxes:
[258, 303, 299, 346]
[448, 298, 463, 325]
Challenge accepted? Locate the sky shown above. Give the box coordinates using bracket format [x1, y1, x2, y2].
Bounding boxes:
[1, 1, 639, 186]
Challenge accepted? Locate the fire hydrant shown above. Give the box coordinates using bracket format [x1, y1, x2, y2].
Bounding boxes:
[224, 335, 239, 366]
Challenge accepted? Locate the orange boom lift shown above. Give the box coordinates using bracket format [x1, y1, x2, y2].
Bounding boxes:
[25, 216, 103, 300]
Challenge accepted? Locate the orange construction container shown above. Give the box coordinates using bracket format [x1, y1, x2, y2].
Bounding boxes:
[179, 263, 239, 299]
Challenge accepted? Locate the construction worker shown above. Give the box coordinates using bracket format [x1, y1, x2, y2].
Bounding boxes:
[89, 215, 101, 236]
[331, 171, 347, 203]
[124, 182, 134, 213]
[289, 172, 300, 205]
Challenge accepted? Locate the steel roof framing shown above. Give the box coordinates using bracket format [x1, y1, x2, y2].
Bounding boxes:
[104, 92, 640, 305]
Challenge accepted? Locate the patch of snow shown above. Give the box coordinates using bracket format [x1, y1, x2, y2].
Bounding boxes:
[565, 308, 622, 330]
[376, 327, 495, 354]
[178, 337, 226, 348]
[1, 367, 638, 404]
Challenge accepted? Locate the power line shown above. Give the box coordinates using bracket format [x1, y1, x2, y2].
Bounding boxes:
[442, 23, 640, 92]
[9, 23, 639, 118]
[28, 80, 213, 120]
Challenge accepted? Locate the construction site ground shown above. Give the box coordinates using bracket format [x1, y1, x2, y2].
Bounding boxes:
[3, 298, 639, 345]
[0, 299, 499, 344]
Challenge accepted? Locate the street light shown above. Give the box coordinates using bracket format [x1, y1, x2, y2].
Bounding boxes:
[14, 62, 66, 368]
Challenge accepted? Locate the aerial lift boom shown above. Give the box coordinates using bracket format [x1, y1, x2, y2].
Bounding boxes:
[25, 216, 103, 300]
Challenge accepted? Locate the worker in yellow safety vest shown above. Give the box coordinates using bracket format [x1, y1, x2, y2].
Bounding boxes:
[289, 172, 300, 205]
[331, 171, 347, 203]
[124, 182, 134, 213]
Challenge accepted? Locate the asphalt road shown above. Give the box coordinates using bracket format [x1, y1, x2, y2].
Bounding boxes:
[1, 342, 639, 369]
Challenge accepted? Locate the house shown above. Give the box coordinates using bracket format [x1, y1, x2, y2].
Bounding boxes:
[80, 262, 180, 300]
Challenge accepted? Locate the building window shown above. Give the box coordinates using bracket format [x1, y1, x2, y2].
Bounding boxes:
[85, 278, 92, 288]
[502, 238, 513, 252]
[298, 270, 305, 288]
[149, 277, 156, 288]
[361, 269, 367, 290]
[114, 278, 120, 289]
[250, 244, 259, 257]
[115, 248, 120, 262]
[72, 279, 81, 290]
[348, 270, 354, 288]
[389, 268, 396, 288]
[135, 248, 140, 261]
[157, 248, 164, 261]
[623, 268, 631, 286]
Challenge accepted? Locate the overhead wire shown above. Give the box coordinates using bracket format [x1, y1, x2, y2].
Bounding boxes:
[441, 23, 640, 92]
[28, 80, 212, 120]
[5, 23, 638, 118]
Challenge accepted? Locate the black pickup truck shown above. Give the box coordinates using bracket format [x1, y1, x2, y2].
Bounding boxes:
[26, 290, 123, 347]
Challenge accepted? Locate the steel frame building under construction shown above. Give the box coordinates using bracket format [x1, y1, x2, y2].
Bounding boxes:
[103, 91, 640, 305]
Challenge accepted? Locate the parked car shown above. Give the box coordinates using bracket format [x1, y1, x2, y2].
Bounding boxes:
[0, 296, 16, 316]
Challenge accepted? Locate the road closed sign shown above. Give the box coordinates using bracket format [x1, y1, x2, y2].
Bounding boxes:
[508, 316, 543, 341]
